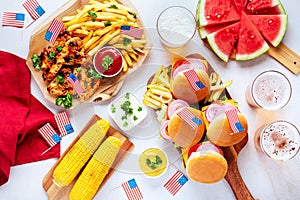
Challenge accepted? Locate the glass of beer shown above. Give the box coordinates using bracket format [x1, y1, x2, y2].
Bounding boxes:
[254, 120, 300, 161]
[156, 6, 196, 49]
[245, 70, 292, 110]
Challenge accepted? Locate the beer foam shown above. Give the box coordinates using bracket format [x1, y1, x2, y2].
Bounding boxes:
[252, 71, 291, 110]
[261, 121, 300, 161]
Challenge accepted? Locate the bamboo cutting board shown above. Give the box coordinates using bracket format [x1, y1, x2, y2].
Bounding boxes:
[42, 114, 134, 200]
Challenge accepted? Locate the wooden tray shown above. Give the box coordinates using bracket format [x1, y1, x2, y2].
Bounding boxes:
[42, 114, 134, 200]
[26, 0, 152, 107]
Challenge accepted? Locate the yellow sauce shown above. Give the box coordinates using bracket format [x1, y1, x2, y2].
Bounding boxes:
[138, 148, 168, 177]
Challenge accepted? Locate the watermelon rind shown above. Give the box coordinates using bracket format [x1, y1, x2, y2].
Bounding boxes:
[249, 14, 288, 47]
[236, 42, 269, 60]
[207, 33, 230, 62]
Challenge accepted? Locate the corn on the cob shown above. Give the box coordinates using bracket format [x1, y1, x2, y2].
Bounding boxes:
[69, 136, 121, 200]
[53, 119, 110, 187]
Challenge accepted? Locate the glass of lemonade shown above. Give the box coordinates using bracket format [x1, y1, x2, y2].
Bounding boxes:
[254, 120, 300, 161]
[156, 6, 196, 49]
[245, 70, 292, 110]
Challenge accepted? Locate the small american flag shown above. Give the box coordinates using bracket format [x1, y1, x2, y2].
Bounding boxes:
[67, 73, 83, 96]
[44, 18, 64, 43]
[164, 170, 188, 196]
[183, 69, 206, 91]
[38, 123, 61, 147]
[225, 104, 244, 134]
[2, 12, 25, 28]
[177, 107, 202, 129]
[54, 112, 74, 136]
[23, 0, 45, 20]
[121, 179, 143, 200]
[120, 25, 144, 39]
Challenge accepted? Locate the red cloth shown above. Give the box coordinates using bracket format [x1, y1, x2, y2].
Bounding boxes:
[0, 51, 60, 186]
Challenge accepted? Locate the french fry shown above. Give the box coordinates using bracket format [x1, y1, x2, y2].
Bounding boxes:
[121, 50, 133, 68]
[84, 36, 100, 51]
[147, 84, 170, 93]
[122, 57, 128, 72]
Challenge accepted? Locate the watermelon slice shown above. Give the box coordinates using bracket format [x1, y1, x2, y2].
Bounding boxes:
[248, 14, 287, 47]
[245, 2, 286, 15]
[232, 0, 248, 14]
[246, 0, 280, 12]
[198, 22, 235, 39]
[236, 12, 269, 60]
[207, 22, 240, 62]
[198, 0, 240, 26]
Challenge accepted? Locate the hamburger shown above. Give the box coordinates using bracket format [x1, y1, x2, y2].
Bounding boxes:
[170, 58, 210, 104]
[185, 141, 228, 183]
[167, 106, 205, 148]
[202, 101, 248, 147]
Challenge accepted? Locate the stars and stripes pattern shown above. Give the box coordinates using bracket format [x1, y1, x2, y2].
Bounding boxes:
[121, 179, 143, 200]
[38, 123, 61, 147]
[225, 104, 244, 134]
[54, 112, 74, 136]
[164, 170, 188, 196]
[2, 12, 25, 28]
[67, 73, 84, 96]
[177, 107, 202, 129]
[22, 0, 45, 20]
[120, 25, 144, 39]
[44, 18, 64, 43]
[183, 69, 206, 91]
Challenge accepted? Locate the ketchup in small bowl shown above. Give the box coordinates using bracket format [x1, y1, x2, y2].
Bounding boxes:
[93, 46, 123, 77]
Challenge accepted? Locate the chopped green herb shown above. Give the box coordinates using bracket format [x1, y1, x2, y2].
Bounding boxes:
[31, 54, 42, 69]
[56, 75, 64, 85]
[125, 92, 130, 99]
[56, 93, 73, 109]
[133, 116, 138, 121]
[104, 20, 111, 27]
[56, 46, 63, 52]
[122, 37, 132, 46]
[133, 13, 137, 19]
[146, 155, 162, 170]
[110, 4, 118, 9]
[88, 11, 97, 22]
[120, 100, 133, 120]
[69, 42, 74, 47]
[138, 106, 142, 112]
[111, 104, 116, 113]
[102, 55, 113, 70]
[69, 56, 73, 60]
[77, 67, 82, 72]
[48, 52, 56, 60]
[123, 121, 128, 127]
[87, 69, 103, 79]
[84, 81, 89, 87]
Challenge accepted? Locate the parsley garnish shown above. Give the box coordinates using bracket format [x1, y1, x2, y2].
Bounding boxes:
[104, 20, 111, 27]
[138, 106, 142, 112]
[87, 69, 103, 79]
[48, 52, 56, 60]
[122, 37, 132, 46]
[88, 11, 97, 22]
[31, 54, 42, 69]
[133, 116, 138, 121]
[110, 4, 118, 9]
[56, 75, 64, 85]
[123, 121, 128, 127]
[102, 55, 113, 70]
[133, 13, 137, 19]
[77, 67, 82, 72]
[56, 46, 63, 52]
[111, 104, 116, 113]
[56, 93, 73, 109]
[146, 155, 163, 170]
[120, 100, 133, 121]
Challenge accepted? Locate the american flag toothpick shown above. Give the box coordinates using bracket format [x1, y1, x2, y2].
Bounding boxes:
[2, 12, 25, 28]
[54, 111, 74, 136]
[164, 170, 188, 196]
[121, 179, 143, 200]
[120, 25, 144, 39]
[38, 123, 61, 155]
[183, 69, 206, 91]
[177, 107, 202, 129]
[67, 73, 84, 96]
[23, 0, 45, 20]
[44, 18, 64, 43]
[225, 104, 244, 134]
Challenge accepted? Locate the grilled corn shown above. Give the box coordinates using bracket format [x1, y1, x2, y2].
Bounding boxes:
[53, 119, 110, 187]
[69, 136, 121, 200]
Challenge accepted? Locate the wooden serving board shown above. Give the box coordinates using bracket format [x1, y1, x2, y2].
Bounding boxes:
[42, 114, 134, 200]
[26, 0, 152, 107]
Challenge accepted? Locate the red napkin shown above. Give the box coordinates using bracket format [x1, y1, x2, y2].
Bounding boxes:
[0, 51, 60, 186]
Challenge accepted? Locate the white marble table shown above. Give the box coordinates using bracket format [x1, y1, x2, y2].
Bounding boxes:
[0, 0, 299, 199]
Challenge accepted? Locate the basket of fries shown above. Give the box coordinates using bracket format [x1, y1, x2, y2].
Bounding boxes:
[26, 0, 151, 108]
